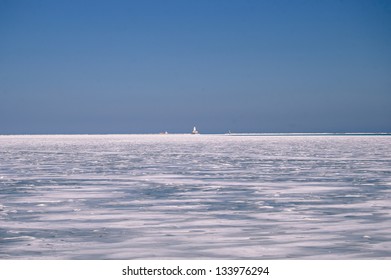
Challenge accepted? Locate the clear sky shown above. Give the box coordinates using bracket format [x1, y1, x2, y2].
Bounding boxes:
[1, 0, 390, 134]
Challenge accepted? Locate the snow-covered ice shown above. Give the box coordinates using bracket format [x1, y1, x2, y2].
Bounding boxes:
[0, 134, 390, 259]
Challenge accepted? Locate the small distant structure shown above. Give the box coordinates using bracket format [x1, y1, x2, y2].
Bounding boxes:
[191, 126, 199, 134]
[159, 131, 168, 135]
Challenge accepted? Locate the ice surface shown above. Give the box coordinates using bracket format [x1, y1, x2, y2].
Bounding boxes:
[0, 134, 390, 259]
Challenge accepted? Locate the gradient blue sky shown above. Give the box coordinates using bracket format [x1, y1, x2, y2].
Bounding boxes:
[1, 0, 390, 134]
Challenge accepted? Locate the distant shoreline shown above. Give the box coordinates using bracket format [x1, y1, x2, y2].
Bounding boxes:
[1, 132, 391, 137]
[224, 132, 391, 136]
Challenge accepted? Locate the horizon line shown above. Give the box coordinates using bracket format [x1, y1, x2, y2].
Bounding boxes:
[1, 132, 391, 136]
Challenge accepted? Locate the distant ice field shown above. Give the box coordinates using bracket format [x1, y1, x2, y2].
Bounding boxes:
[1, 134, 391, 259]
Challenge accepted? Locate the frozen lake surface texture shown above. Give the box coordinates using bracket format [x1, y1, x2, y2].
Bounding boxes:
[1, 134, 391, 259]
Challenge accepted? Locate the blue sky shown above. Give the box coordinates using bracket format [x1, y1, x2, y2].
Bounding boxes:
[1, 0, 390, 134]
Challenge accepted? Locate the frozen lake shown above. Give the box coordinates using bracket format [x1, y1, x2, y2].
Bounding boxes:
[1, 134, 391, 259]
